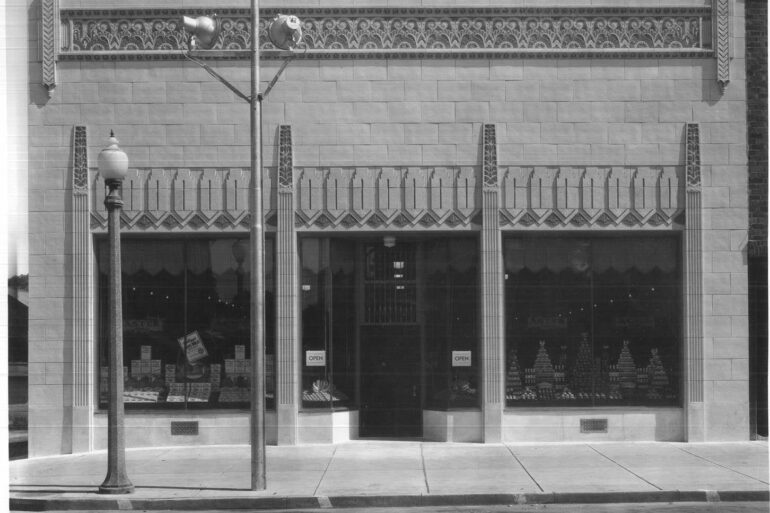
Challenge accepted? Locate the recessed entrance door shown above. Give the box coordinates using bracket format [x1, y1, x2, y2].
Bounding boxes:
[360, 325, 422, 438]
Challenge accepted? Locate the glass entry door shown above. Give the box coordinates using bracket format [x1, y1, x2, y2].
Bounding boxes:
[359, 325, 422, 438]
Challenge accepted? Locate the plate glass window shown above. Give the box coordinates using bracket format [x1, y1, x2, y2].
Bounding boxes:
[96, 237, 275, 410]
[504, 236, 681, 407]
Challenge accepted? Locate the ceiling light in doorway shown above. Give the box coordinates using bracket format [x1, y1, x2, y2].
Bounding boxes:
[383, 235, 396, 248]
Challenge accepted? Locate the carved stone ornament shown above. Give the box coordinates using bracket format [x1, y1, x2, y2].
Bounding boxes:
[278, 125, 294, 189]
[211, 214, 231, 229]
[161, 215, 181, 229]
[570, 212, 590, 227]
[418, 213, 438, 227]
[188, 214, 206, 229]
[42, 0, 58, 95]
[715, 0, 729, 91]
[314, 213, 332, 228]
[136, 214, 155, 229]
[596, 212, 615, 227]
[393, 213, 411, 228]
[72, 126, 88, 192]
[686, 124, 701, 190]
[341, 214, 359, 228]
[58, 7, 712, 60]
[544, 213, 563, 227]
[446, 213, 463, 227]
[366, 214, 386, 228]
[499, 165, 683, 229]
[482, 124, 498, 188]
[89, 167, 276, 232]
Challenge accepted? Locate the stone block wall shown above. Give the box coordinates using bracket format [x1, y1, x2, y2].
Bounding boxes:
[25, 0, 751, 455]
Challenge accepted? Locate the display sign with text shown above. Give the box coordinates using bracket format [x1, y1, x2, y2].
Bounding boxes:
[305, 350, 326, 367]
[177, 331, 208, 363]
[452, 350, 472, 367]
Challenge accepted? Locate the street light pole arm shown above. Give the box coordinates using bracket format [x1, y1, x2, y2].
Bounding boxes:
[183, 51, 252, 103]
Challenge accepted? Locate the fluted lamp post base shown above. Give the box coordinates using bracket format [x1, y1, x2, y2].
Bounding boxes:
[99, 476, 135, 495]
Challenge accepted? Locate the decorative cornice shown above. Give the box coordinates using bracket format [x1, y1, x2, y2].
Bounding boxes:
[714, 0, 729, 91]
[685, 123, 701, 191]
[294, 166, 479, 231]
[498, 165, 684, 229]
[72, 126, 88, 193]
[89, 164, 687, 232]
[42, 0, 59, 96]
[58, 7, 713, 60]
[90, 167, 274, 232]
[278, 125, 293, 190]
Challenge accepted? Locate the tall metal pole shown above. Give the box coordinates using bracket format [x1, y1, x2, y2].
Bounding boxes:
[99, 178, 134, 495]
[250, 0, 267, 491]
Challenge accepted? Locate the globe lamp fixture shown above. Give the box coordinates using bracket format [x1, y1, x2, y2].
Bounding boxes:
[97, 131, 129, 181]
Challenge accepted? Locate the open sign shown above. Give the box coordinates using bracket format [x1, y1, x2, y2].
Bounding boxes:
[305, 350, 326, 367]
[452, 351, 471, 367]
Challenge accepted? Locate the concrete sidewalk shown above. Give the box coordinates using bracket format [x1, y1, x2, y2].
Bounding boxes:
[9, 441, 769, 511]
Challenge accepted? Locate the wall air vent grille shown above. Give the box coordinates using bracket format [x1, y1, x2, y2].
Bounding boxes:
[171, 421, 199, 436]
[580, 418, 608, 433]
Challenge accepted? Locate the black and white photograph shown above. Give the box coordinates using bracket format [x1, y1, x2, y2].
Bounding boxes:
[1, 0, 767, 511]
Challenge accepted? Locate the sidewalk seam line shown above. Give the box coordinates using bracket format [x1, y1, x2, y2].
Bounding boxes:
[313, 446, 337, 497]
[676, 447, 770, 485]
[587, 443, 663, 491]
[505, 444, 544, 492]
[420, 443, 431, 494]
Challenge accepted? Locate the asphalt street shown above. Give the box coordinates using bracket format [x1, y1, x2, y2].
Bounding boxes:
[24, 503, 770, 513]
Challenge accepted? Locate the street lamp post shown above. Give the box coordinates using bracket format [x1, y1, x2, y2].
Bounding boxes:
[182, 4, 302, 492]
[98, 132, 134, 495]
[248, 0, 267, 491]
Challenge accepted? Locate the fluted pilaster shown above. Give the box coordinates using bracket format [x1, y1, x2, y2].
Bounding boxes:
[276, 125, 299, 444]
[480, 124, 504, 442]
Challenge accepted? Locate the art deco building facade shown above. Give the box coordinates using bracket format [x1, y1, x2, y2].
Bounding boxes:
[26, 0, 752, 456]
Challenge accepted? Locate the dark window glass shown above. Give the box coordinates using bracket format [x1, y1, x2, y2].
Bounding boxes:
[97, 237, 275, 410]
[299, 236, 479, 413]
[424, 238, 479, 410]
[504, 236, 681, 407]
[300, 238, 354, 409]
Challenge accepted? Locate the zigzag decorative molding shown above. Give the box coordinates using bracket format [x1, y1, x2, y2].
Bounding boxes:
[498, 166, 684, 229]
[714, 0, 730, 91]
[88, 165, 685, 232]
[89, 167, 275, 232]
[294, 166, 480, 230]
[59, 7, 712, 60]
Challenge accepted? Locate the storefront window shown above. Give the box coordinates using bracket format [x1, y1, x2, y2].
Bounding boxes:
[424, 238, 479, 410]
[504, 236, 681, 407]
[300, 238, 354, 409]
[97, 237, 275, 410]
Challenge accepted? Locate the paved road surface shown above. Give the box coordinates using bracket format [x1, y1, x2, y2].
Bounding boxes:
[29, 502, 770, 513]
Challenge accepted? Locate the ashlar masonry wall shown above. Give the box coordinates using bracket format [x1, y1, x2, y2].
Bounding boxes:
[25, 0, 750, 455]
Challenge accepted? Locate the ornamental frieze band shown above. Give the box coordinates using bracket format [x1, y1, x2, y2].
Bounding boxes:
[58, 7, 712, 60]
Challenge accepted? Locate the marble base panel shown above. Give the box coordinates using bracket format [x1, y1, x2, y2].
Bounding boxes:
[92, 411, 279, 450]
[297, 410, 359, 444]
[503, 408, 684, 442]
[422, 410, 482, 442]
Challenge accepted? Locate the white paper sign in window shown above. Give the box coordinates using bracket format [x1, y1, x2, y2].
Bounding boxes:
[452, 350, 471, 367]
[305, 350, 326, 367]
